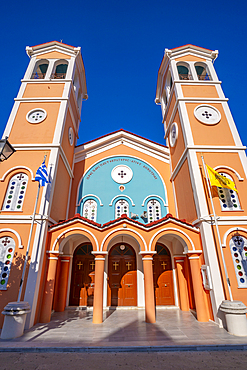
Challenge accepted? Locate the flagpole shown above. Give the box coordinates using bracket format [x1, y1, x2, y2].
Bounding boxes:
[201, 155, 233, 301]
[17, 155, 46, 302]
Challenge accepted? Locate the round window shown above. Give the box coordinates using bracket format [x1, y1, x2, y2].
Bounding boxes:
[111, 165, 133, 184]
[26, 108, 47, 124]
[169, 122, 178, 147]
[194, 105, 221, 125]
[68, 127, 74, 146]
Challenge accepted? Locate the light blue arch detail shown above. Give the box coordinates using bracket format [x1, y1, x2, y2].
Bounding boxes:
[109, 194, 135, 206]
[141, 195, 168, 207]
[77, 155, 168, 224]
[77, 194, 102, 216]
[77, 194, 103, 207]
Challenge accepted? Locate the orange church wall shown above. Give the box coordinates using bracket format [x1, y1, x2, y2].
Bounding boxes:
[50, 157, 71, 222]
[0, 223, 38, 328]
[173, 159, 198, 222]
[69, 92, 80, 123]
[175, 55, 206, 62]
[169, 111, 185, 170]
[186, 103, 235, 146]
[61, 109, 75, 168]
[196, 152, 247, 216]
[181, 85, 219, 98]
[69, 144, 176, 219]
[36, 51, 71, 59]
[9, 102, 61, 145]
[23, 83, 64, 98]
[165, 93, 176, 126]
[0, 151, 50, 215]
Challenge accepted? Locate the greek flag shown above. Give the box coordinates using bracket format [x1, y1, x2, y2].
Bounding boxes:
[35, 160, 50, 187]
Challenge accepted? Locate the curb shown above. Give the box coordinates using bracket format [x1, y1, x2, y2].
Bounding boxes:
[0, 344, 247, 352]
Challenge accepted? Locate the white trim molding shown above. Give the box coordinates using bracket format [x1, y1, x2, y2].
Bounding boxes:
[77, 194, 103, 207]
[0, 166, 35, 181]
[109, 195, 135, 206]
[100, 227, 147, 252]
[141, 195, 168, 207]
[51, 227, 99, 252]
[0, 228, 24, 249]
[149, 227, 196, 252]
[214, 166, 244, 181]
[222, 227, 247, 247]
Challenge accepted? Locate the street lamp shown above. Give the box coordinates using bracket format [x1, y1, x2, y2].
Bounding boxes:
[0, 137, 16, 162]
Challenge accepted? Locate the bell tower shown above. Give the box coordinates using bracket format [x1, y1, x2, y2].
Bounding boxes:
[156, 44, 247, 320]
[0, 41, 87, 328]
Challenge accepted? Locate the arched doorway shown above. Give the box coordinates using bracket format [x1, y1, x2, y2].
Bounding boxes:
[69, 243, 95, 306]
[107, 243, 137, 306]
[153, 244, 174, 305]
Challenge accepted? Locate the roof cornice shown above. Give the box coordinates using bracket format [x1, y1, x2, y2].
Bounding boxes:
[74, 129, 169, 163]
[26, 41, 81, 58]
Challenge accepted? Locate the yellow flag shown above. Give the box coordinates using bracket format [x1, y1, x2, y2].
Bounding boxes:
[206, 165, 238, 193]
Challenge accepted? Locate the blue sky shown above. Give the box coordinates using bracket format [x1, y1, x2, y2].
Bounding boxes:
[1, 0, 247, 147]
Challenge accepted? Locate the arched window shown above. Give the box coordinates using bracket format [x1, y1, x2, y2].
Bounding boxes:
[230, 235, 247, 288]
[2, 173, 28, 211]
[195, 63, 211, 81]
[0, 236, 15, 290]
[115, 199, 129, 218]
[53, 62, 68, 79]
[31, 60, 49, 79]
[83, 199, 97, 221]
[147, 199, 161, 222]
[217, 173, 241, 211]
[177, 64, 191, 80]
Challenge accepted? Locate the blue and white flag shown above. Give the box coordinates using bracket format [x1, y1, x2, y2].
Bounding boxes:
[35, 160, 50, 187]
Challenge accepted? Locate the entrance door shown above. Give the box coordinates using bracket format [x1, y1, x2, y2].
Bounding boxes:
[108, 243, 137, 306]
[69, 243, 95, 306]
[153, 244, 174, 305]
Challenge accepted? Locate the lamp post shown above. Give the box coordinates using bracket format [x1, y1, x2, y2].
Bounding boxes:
[0, 137, 16, 162]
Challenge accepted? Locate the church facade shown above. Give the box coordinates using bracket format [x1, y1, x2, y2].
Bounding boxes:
[1, 41, 247, 329]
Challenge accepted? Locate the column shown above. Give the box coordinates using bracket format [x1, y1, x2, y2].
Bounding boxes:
[39, 252, 58, 323]
[55, 256, 71, 312]
[189, 254, 209, 322]
[142, 254, 156, 323]
[92, 253, 106, 324]
[175, 259, 190, 311]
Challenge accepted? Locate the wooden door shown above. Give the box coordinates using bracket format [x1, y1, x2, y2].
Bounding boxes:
[69, 244, 95, 306]
[108, 243, 137, 306]
[153, 244, 174, 305]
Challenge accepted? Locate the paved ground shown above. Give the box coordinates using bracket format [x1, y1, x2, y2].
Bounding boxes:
[0, 308, 247, 350]
[1, 350, 247, 370]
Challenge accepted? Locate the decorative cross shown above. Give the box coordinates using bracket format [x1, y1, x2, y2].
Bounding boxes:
[17, 174, 25, 181]
[2, 237, 10, 246]
[118, 171, 126, 178]
[202, 111, 212, 119]
[113, 262, 119, 270]
[161, 261, 167, 270]
[119, 200, 125, 206]
[234, 236, 243, 246]
[87, 200, 94, 205]
[90, 261, 95, 270]
[126, 262, 131, 270]
[151, 200, 156, 206]
[77, 261, 83, 270]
